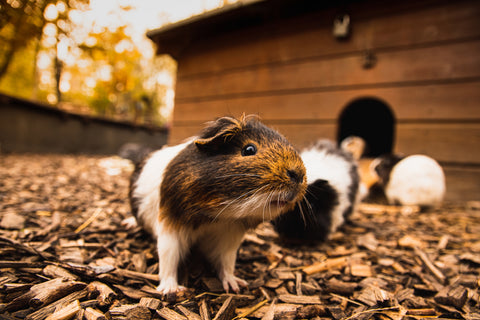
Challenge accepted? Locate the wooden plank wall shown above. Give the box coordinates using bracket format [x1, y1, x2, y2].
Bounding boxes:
[0, 95, 168, 154]
[169, 0, 480, 200]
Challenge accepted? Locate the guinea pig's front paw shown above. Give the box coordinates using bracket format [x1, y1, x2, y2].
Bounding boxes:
[121, 216, 138, 229]
[221, 273, 248, 293]
[157, 277, 185, 295]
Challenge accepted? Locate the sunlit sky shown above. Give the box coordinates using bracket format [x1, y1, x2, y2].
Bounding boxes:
[43, 0, 237, 59]
[89, 0, 231, 28]
[84, 0, 236, 56]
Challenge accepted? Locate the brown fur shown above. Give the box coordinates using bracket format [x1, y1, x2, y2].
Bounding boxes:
[159, 115, 307, 230]
[128, 115, 307, 294]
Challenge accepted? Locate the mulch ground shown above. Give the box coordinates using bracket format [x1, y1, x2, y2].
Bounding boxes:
[0, 154, 479, 320]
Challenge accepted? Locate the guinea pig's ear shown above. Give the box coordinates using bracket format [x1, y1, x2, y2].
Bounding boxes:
[194, 116, 244, 151]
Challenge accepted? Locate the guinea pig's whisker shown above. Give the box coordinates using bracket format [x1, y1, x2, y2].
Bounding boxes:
[300, 189, 316, 223]
[298, 195, 312, 227]
[268, 188, 280, 221]
[302, 193, 314, 217]
[215, 190, 256, 221]
[267, 190, 275, 221]
[270, 188, 280, 219]
[305, 187, 319, 201]
[245, 185, 271, 219]
[215, 185, 268, 221]
[261, 192, 267, 223]
[262, 188, 273, 223]
[268, 190, 275, 218]
[276, 187, 284, 212]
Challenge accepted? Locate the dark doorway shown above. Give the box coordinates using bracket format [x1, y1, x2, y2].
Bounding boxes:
[337, 98, 395, 157]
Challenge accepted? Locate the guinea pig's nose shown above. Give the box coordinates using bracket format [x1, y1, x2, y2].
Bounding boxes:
[287, 169, 303, 184]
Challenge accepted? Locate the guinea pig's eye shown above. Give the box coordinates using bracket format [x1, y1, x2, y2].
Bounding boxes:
[241, 143, 257, 156]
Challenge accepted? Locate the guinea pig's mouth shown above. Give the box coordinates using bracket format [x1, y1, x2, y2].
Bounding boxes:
[266, 190, 302, 209]
[269, 196, 296, 208]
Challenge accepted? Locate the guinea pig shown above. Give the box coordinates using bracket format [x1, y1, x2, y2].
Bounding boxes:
[340, 135, 366, 161]
[273, 139, 360, 242]
[371, 154, 446, 207]
[128, 115, 307, 295]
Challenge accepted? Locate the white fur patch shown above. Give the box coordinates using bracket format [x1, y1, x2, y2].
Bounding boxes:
[301, 147, 355, 232]
[386, 155, 445, 206]
[155, 222, 187, 293]
[132, 140, 191, 236]
[121, 216, 138, 229]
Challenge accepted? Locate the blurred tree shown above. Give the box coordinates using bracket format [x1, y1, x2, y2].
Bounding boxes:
[0, 0, 51, 79]
[0, 0, 87, 80]
[63, 24, 176, 125]
[0, 39, 37, 98]
[1, 0, 176, 126]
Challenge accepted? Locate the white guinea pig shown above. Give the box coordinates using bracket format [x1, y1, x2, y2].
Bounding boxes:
[372, 154, 446, 207]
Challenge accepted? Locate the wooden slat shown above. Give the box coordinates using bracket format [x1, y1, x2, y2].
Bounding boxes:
[395, 123, 480, 164]
[169, 121, 480, 165]
[168, 123, 338, 149]
[172, 81, 480, 122]
[175, 40, 480, 100]
[443, 165, 480, 201]
[266, 123, 337, 149]
[168, 126, 204, 145]
[168, 123, 337, 147]
[177, 0, 480, 78]
[279, 122, 480, 164]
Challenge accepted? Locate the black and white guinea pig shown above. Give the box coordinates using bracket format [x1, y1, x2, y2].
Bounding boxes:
[371, 154, 446, 207]
[340, 135, 371, 200]
[128, 115, 307, 295]
[273, 139, 361, 242]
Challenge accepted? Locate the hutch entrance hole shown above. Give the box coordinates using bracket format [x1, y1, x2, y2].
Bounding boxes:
[337, 98, 395, 157]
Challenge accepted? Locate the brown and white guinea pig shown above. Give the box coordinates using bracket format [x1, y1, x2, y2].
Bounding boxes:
[272, 139, 361, 242]
[371, 154, 446, 207]
[128, 115, 307, 295]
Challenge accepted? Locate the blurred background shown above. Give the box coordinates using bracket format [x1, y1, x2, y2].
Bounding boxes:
[1, 0, 479, 201]
[0, 0, 236, 126]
